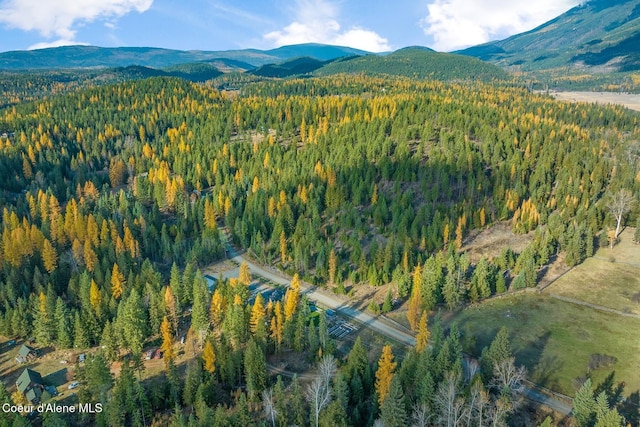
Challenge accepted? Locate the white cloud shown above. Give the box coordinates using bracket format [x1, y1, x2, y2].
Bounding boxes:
[422, 0, 581, 51]
[28, 39, 89, 50]
[264, 0, 390, 52]
[0, 0, 153, 48]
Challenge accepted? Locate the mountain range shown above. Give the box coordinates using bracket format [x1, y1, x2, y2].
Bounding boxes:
[1, 0, 640, 89]
[458, 0, 640, 72]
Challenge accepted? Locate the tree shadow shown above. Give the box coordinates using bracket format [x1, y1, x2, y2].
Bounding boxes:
[618, 390, 639, 427]
[517, 332, 562, 389]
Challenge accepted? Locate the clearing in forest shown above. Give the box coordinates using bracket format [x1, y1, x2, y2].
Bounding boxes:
[447, 293, 640, 397]
[546, 228, 640, 315]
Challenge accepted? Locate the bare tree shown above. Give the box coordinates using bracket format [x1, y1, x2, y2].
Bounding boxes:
[607, 189, 636, 249]
[411, 402, 432, 427]
[262, 388, 277, 427]
[465, 381, 490, 427]
[306, 355, 337, 427]
[490, 357, 526, 409]
[434, 372, 467, 427]
[463, 358, 480, 384]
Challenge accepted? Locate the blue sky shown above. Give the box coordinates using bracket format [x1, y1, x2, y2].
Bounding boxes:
[0, 0, 581, 53]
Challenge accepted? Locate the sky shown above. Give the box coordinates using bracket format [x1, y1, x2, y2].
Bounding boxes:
[0, 0, 583, 53]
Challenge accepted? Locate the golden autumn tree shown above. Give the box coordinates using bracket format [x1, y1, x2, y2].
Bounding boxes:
[284, 273, 301, 321]
[204, 199, 217, 230]
[202, 339, 216, 374]
[165, 286, 179, 336]
[41, 238, 57, 273]
[279, 230, 287, 265]
[270, 300, 284, 352]
[375, 345, 397, 405]
[110, 263, 125, 299]
[328, 248, 337, 287]
[160, 316, 174, 367]
[83, 240, 97, 272]
[239, 261, 251, 286]
[407, 265, 422, 331]
[89, 279, 102, 315]
[249, 293, 266, 339]
[415, 310, 430, 353]
[209, 289, 225, 327]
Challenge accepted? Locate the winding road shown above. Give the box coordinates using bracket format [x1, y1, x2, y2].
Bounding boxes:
[219, 234, 417, 347]
[212, 231, 573, 416]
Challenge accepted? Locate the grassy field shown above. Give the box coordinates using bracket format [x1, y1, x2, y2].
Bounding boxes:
[445, 293, 640, 397]
[547, 228, 640, 314]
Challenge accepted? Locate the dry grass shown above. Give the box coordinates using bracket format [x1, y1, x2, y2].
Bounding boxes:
[550, 91, 640, 112]
[447, 293, 640, 396]
[547, 229, 640, 314]
[462, 221, 533, 264]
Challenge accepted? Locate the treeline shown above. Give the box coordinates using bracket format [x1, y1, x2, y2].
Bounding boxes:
[0, 75, 638, 339]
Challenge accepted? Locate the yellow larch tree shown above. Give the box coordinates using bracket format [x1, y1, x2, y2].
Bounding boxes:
[270, 300, 284, 352]
[239, 261, 251, 286]
[249, 293, 266, 335]
[204, 199, 217, 230]
[83, 240, 97, 273]
[209, 289, 225, 327]
[160, 316, 174, 368]
[279, 230, 287, 265]
[202, 339, 216, 374]
[41, 238, 57, 273]
[407, 265, 422, 331]
[89, 279, 102, 315]
[284, 273, 301, 321]
[110, 263, 125, 299]
[415, 310, 430, 353]
[375, 345, 397, 405]
[165, 286, 179, 336]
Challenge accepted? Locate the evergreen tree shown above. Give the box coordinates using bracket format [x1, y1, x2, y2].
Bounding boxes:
[244, 338, 266, 399]
[380, 375, 407, 427]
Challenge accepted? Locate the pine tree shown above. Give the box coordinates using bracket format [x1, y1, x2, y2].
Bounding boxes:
[244, 338, 267, 399]
[54, 297, 72, 348]
[380, 375, 407, 427]
[375, 345, 397, 405]
[328, 248, 337, 287]
[573, 379, 596, 427]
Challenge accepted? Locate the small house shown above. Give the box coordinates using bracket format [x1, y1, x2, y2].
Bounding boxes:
[15, 344, 37, 364]
[16, 368, 44, 405]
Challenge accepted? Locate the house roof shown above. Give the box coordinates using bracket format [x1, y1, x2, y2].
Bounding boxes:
[16, 368, 42, 393]
[24, 387, 42, 403]
[17, 345, 34, 358]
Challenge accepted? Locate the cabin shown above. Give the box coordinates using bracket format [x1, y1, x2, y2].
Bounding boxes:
[15, 344, 37, 364]
[16, 368, 44, 404]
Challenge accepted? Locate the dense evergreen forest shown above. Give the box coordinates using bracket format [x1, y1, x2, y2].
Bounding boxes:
[0, 73, 638, 426]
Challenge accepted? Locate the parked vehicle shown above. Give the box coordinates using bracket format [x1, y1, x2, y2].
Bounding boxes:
[68, 381, 79, 390]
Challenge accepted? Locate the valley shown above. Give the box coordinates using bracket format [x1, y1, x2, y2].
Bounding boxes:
[1, 2, 640, 426]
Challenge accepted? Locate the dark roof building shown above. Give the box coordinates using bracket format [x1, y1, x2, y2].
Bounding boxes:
[16, 368, 44, 404]
[15, 344, 37, 364]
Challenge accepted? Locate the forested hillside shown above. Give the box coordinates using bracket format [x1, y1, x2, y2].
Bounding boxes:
[0, 74, 638, 426]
